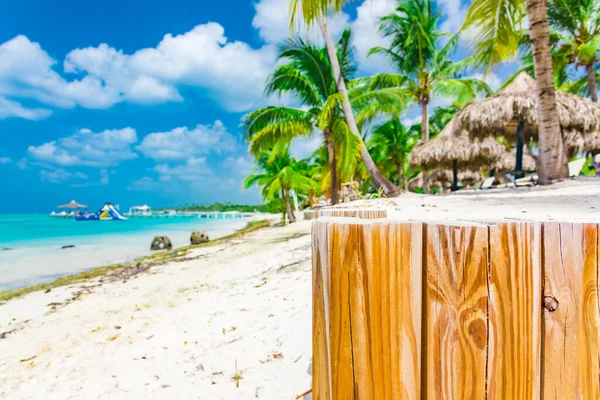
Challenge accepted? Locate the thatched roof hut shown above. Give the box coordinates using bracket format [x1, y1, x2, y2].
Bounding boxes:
[494, 149, 537, 172]
[455, 72, 600, 141]
[407, 169, 484, 191]
[58, 200, 87, 209]
[410, 118, 504, 170]
[564, 130, 600, 156]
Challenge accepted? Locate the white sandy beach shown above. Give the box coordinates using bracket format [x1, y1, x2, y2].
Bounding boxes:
[2, 178, 600, 399]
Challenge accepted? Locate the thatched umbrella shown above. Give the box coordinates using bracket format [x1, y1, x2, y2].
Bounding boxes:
[494, 149, 537, 173]
[455, 71, 600, 176]
[564, 130, 600, 156]
[408, 169, 484, 192]
[410, 118, 504, 190]
[58, 200, 87, 209]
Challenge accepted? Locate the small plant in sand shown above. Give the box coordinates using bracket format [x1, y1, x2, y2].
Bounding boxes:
[232, 360, 243, 388]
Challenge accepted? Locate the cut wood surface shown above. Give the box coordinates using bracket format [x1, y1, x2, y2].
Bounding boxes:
[425, 223, 488, 400]
[315, 208, 387, 219]
[542, 223, 600, 400]
[488, 222, 542, 400]
[312, 220, 422, 399]
[312, 213, 600, 400]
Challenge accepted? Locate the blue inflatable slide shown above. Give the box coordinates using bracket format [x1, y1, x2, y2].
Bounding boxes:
[76, 203, 127, 221]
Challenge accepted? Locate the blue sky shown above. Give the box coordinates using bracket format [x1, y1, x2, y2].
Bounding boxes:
[0, 0, 502, 212]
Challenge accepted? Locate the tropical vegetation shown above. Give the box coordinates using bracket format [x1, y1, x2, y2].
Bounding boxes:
[240, 0, 600, 220]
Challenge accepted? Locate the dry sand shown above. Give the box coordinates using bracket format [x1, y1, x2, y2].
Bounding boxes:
[2, 178, 600, 399]
[0, 219, 314, 399]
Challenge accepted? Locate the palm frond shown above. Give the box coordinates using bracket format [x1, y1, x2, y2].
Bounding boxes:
[461, 0, 525, 69]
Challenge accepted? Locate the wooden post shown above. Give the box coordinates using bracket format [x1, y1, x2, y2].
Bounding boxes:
[451, 159, 458, 192]
[312, 214, 600, 399]
[425, 223, 488, 399]
[488, 222, 542, 399]
[516, 119, 525, 178]
[542, 223, 600, 399]
[312, 219, 422, 399]
[316, 208, 387, 219]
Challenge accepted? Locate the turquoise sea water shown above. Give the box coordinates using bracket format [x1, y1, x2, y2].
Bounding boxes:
[0, 214, 251, 291]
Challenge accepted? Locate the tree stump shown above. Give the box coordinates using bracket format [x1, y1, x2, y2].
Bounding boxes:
[150, 236, 172, 251]
[312, 212, 600, 399]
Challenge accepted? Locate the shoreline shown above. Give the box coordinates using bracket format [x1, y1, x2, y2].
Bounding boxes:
[0, 219, 272, 303]
[0, 216, 313, 399]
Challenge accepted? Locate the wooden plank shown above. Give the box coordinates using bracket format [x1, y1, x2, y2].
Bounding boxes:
[312, 220, 332, 400]
[424, 223, 489, 400]
[488, 222, 543, 400]
[311, 220, 422, 399]
[316, 208, 387, 219]
[542, 222, 600, 399]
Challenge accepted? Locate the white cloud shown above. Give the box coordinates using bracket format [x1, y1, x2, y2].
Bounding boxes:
[438, 0, 469, 35]
[0, 36, 120, 110]
[351, 0, 397, 75]
[252, 0, 350, 44]
[128, 176, 158, 191]
[0, 157, 10, 164]
[290, 135, 322, 159]
[40, 168, 87, 183]
[0, 96, 52, 120]
[28, 127, 138, 167]
[137, 120, 235, 161]
[153, 157, 211, 182]
[100, 168, 109, 185]
[65, 24, 278, 112]
[223, 155, 253, 175]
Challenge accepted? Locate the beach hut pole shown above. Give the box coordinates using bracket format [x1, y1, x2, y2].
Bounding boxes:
[515, 120, 525, 178]
[451, 159, 458, 192]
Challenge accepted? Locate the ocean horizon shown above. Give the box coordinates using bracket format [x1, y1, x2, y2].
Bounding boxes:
[0, 213, 251, 291]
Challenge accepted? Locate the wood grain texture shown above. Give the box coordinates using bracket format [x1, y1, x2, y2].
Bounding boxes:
[425, 224, 489, 400]
[316, 208, 388, 219]
[312, 220, 422, 399]
[488, 222, 543, 400]
[542, 223, 600, 400]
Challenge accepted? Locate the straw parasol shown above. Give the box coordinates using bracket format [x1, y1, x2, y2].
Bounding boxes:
[58, 200, 87, 209]
[410, 118, 504, 170]
[564, 130, 600, 156]
[494, 149, 537, 172]
[455, 72, 600, 140]
[408, 169, 484, 192]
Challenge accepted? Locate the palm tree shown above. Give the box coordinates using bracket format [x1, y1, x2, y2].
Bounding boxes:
[463, 0, 570, 182]
[369, 0, 492, 142]
[243, 150, 319, 224]
[516, 31, 599, 96]
[290, 0, 399, 195]
[547, 0, 600, 102]
[243, 32, 362, 205]
[368, 119, 418, 189]
[243, 31, 408, 203]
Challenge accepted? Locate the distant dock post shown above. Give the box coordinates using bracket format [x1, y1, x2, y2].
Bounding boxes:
[312, 209, 600, 399]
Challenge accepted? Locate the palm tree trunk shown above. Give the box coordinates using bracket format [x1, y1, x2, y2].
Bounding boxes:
[526, 0, 569, 183]
[284, 189, 296, 223]
[317, 16, 398, 196]
[396, 158, 405, 190]
[586, 64, 598, 102]
[421, 100, 429, 142]
[324, 128, 339, 204]
[280, 190, 287, 224]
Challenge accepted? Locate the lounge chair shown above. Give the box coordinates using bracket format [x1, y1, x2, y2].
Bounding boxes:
[568, 158, 586, 177]
[515, 174, 538, 187]
[480, 177, 495, 189]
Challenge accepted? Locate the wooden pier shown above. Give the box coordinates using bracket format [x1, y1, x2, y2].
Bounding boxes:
[312, 208, 600, 399]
